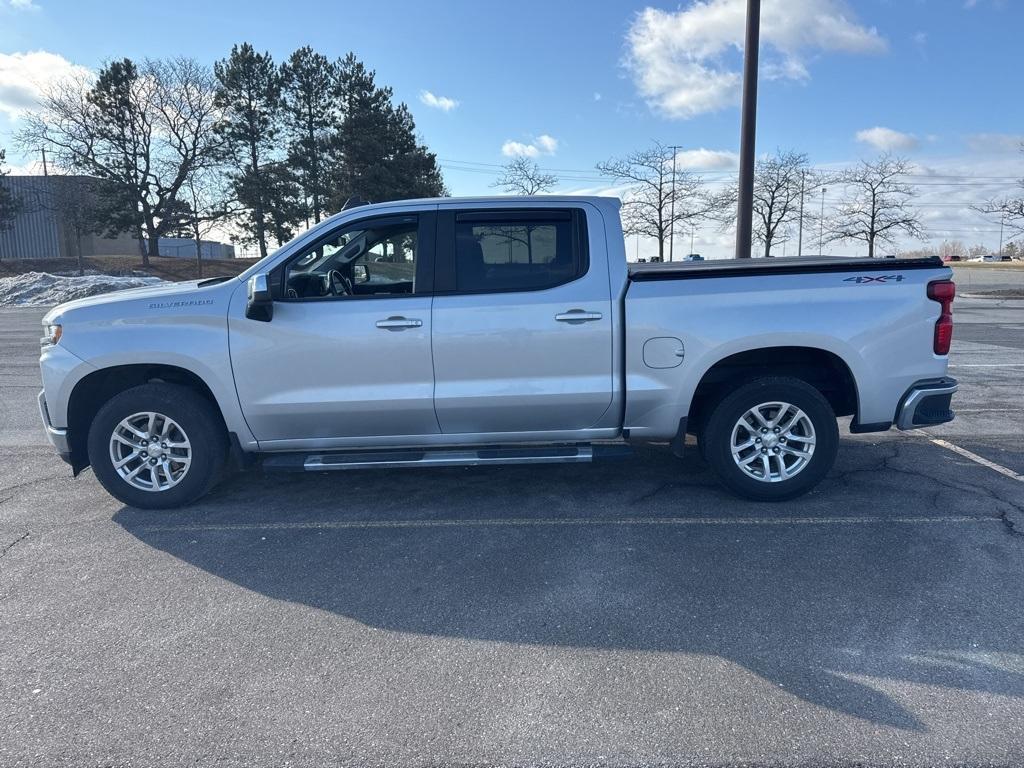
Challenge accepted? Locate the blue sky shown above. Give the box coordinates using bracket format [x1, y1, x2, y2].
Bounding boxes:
[1, 0, 1022, 257]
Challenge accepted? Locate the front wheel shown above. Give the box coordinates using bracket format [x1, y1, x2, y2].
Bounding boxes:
[702, 377, 839, 502]
[87, 383, 228, 509]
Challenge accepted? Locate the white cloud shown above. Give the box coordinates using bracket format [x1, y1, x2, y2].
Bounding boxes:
[674, 148, 739, 170]
[855, 126, 920, 152]
[501, 141, 538, 158]
[419, 90, 458, 112]
[965, 133, 1024, 154]
[501, 134, 559, 158]
[534, 134, 558, 154]
[7, 0, 41, 10]
[0, 50, 92, 118]
[593, 92, 602, 101]
[626, 0, 886, 119]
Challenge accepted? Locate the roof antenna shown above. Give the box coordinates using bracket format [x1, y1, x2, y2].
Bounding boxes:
[341, 196, 370, 211]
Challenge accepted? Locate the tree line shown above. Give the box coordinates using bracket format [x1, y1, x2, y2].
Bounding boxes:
[592, 145, 925, 259]
[9, 44, 446, 268]
[495, 143, 1024, 259]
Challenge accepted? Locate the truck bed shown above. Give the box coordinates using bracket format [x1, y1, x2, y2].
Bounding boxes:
[628, 255, 944, 281]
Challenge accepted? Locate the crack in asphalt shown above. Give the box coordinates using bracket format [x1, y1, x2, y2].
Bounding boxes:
[831, 441, 1024, 538]
[0, 531, 29, 559]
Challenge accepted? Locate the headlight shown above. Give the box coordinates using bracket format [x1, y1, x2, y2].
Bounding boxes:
[41, 323, 62, 348]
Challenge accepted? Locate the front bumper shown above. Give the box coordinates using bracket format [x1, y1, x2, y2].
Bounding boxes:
[38, 390, 72, 461]
[895, 377, 958, 430]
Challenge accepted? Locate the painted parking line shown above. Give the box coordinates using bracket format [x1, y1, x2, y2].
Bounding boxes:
[954, 409, 1023, 413]
[142, 515, 1000, 534]
[928, 437, 1024, 483]
[949, 364, 1024, 368]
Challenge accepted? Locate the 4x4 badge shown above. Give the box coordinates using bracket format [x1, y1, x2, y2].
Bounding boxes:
[843, 275, 905, 284]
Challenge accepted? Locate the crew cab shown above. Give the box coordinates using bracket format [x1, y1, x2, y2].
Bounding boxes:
[38, 196, 957, 508]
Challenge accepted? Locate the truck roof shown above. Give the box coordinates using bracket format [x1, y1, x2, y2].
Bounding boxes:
[351, 194, 620, 209]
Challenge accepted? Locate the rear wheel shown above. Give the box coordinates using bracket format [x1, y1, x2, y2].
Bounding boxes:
[87, 383, 227, 509]
[702, 377, 838, 501]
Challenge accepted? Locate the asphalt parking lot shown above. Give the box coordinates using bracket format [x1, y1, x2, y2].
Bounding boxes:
[1, 297, 1022, 767]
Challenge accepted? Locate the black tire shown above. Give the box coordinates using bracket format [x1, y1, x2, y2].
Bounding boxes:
[702, 376, 838, 502]
[87, 383, 228, 509]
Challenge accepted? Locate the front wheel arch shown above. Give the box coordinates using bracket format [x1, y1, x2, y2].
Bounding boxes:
[86, 382, 229, 508]
[66, 364, 227, 475]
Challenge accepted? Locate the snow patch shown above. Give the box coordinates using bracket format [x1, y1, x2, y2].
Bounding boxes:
[0, 271, 167, 306]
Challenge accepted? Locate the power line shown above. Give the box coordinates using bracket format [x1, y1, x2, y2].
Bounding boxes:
[440, 159, 1022, 189]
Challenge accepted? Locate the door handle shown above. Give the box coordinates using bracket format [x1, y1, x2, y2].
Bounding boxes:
[555, 309, 603, 324]
[375, 316, 423, 330]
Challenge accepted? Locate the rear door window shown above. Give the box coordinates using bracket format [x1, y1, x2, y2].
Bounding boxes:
[448, 210, 587, 293]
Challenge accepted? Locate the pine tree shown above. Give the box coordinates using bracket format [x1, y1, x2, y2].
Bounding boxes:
[280, 47, 337, 224]
[327, 53, 445, 211]
[215, 43, 300, 257]
[0, 148, 21, 232]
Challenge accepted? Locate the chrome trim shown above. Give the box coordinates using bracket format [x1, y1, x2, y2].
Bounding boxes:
[555, 310, 603, 323]
[375, 317, 423, 330]
[38, 390, 70, 454]
[305, 446, 594, 471]
[896, 380, 958, 430]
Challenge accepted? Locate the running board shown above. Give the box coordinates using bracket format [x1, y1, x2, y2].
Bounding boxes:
[261, 443, 632, 472]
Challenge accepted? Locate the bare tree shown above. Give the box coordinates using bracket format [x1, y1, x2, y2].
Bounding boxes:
[938, 240, 967, 262]
[974, 141, 1024, 240]
[720, 150, 818, 257]
[17, 57, 224, 265]
[752, 150, 812, 258]
[492, 157, 558, 195]
[175, 168, 238, 278]
[825, 154, 924, 258]
[596, 142, 719, 261]
[50, 177, 104, 276]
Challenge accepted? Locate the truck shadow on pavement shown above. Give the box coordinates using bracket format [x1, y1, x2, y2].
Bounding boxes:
[113, 442, 1024, 732]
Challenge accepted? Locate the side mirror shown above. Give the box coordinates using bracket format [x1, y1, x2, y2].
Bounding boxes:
[353, 264, 369, 284]
[245, 273, 273, 322]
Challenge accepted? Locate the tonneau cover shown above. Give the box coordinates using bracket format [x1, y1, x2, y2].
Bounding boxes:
[628, 255, 945, 281]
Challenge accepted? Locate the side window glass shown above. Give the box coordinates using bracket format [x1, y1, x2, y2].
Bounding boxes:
[453, 213, 581, 293]
[282, 217, 418, 299]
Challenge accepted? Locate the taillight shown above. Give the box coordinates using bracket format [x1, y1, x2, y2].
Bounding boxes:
[927, 280, 955, 355]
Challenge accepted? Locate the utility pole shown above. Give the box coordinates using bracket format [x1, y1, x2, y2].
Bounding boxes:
[667, 145, 683, 262]
[734, 0, 761, 259]
[998, 212, 1005, 258]
[40, 147, 49, 177]
[797, 171, 805, 257]
[818, 186, 827, 256]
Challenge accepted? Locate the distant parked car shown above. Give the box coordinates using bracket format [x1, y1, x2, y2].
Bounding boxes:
[685, 253, 704, 261]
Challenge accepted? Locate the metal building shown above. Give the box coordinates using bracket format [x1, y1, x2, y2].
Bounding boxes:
[0, 175, 141, 261]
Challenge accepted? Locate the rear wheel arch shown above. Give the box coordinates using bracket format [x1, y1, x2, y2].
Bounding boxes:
[686, 346, 859, 441]
[66, 364, 227, 474]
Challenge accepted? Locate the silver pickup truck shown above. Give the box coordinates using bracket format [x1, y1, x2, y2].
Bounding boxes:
[38, 196, 957, 509]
